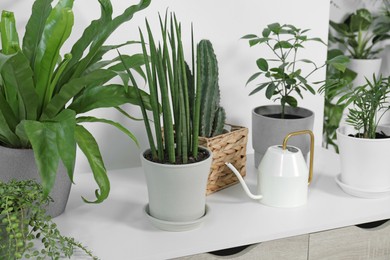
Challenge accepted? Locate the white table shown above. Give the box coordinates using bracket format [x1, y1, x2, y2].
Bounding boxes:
[55, 147, 390, 260]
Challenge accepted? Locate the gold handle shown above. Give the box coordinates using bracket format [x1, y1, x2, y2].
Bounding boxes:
[282, 130, 314, 185]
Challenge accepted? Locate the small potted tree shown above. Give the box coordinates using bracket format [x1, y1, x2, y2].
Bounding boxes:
[0, 0, 151, 216]
[330, 8, 390, 88]
[0, 180, 97, 259]
[121, 13, 213, 231]
[336, 75, 390, 198]
[243, 23, 348, 167]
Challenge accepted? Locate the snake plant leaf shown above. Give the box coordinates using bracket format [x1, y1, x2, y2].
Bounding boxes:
[75, 125, 109, 204]
[22, 120, 61, 197]
[22, 0, 53, 66]
[34, 5, 74, 110]
[76, 116, 139, 147]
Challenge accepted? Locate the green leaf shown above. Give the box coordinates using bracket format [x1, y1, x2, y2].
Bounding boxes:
[262, 28, 271, 37]
[22, 120, 60, 197]
[0, 110, 20, 147]
[249, 82, 269, 96]
[273, 41, 293, 49]
[43, 69, 117, 119]
[326, 54, 350, 72]
[1, 11, 20, 54]
[22, 0, 53, 66]
[0, 52, 39, 121]
[64, 0, 151, 81]
[68, 84, 130, 114]
[249, 38, 261, 46]
[76, 116, 139, 147]
[75, 125, 109, 204]
[307, 37, 326, 45]
[33, 5, 74, 110]
[285, 96, 298, 107]
[256, 58, 268, 72]
[241, 34, 257, 39]
[265, 82, 276, 99]
[267, 23, 281, 34]
[50, 109, 76, 183]
[246, 72, 262, 86]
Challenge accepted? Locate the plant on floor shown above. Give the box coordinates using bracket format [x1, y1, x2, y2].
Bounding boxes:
[0, 180, 98, 260]
[330, 8, 390, 59]
[198, 40, 226, 138]
[242, 23, 348, 118]
[122, 13, 214, 164]
[0, 0, 151, 202]
[338, 75, 390, 139]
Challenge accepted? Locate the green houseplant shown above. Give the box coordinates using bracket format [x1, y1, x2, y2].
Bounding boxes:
[336, 75, 390, 198]
[330, 8, 390, 88]
[321, 49, 357, 152]
[330, 8, 390, 59]
[0, 0, 151, 214]
[0, 180, 97, 259]
[242, 22, 348, 167]
[121, 13, 212, 231]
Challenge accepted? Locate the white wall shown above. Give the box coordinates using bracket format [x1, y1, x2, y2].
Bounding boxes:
[1, 0, 330, 172]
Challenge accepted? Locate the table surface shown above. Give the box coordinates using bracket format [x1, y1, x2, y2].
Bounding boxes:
[55, 147, 390, 260]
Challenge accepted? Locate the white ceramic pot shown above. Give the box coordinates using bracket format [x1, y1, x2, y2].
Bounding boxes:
[348, 58, 382, 88]
[141, 148, 212, 231]
[337, 125, 390, 193]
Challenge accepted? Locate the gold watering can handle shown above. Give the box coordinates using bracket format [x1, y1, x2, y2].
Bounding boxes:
[282, 130, 314, 185]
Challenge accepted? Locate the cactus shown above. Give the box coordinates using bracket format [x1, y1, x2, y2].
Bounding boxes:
[198, 39, 226, 138]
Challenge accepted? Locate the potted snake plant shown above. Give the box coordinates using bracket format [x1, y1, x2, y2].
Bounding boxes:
[0, 0, 151, 216]
[121, 13, 213, 231]
[336, 75, 390, 198]
[243, 23, 348, 167]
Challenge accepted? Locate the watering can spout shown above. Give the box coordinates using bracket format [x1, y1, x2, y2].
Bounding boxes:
[225, 163, 263, 200]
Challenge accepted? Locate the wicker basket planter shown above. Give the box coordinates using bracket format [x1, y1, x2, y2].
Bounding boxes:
[199, 125, 248, 195]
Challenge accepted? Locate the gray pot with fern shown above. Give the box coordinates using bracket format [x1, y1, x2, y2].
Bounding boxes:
[0, 0, 151, 216]
[122, 13, 213, 231]
[243, 23, 348, 167]
[336, 75, 390, 198]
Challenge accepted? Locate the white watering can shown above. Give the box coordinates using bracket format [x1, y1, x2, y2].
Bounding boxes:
[226, 130, 314, 208]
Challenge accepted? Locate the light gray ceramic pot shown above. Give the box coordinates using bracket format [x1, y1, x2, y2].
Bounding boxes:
[252, 105, 314, 168]
[141, 148, 212, 231]
[0, 146, 72, 217]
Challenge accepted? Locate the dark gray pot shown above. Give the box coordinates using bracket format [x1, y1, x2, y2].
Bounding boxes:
[0, 146, 71, 217]
[252, 105, 315, 168]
